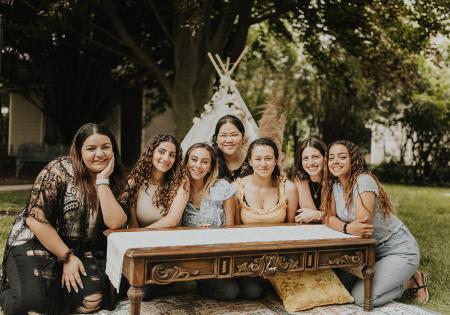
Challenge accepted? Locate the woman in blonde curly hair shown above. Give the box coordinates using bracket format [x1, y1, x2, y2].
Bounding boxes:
[322, 140, 428, 307]
[127, 134, 189, 229]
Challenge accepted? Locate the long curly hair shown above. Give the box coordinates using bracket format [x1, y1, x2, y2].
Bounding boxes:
[241, 137, 281, 187]
[212, 115, 246, 181]
[294, 137, 327, 181]
[184, 143, 218, 198]
[322, 140, 394, 221]
[128, 134, 185, 216]
[70, 123, 127, 210]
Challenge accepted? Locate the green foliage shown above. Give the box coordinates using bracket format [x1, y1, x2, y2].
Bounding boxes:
[374, 161, 450, 186]
[392, 56, 450, 184]
[2, 1, 131, 143]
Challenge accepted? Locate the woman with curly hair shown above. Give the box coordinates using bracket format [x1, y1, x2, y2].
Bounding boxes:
[322, 140, 429, 307]
[0, 123, 128, 315]
[126, 134, 189, 229]
[233, 137, 298, 299]
[293, 137, 327, 223]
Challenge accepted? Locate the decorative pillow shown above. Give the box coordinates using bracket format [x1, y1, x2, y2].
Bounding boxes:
[269, 269, 354, 312]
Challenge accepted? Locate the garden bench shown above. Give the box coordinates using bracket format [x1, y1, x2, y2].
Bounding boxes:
[15, 143, 68, 177]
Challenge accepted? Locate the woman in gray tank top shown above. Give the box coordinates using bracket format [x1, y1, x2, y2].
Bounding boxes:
[322, 140, 429, 307]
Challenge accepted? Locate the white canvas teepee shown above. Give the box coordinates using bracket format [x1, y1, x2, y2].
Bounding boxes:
[181, 50, 259, 153]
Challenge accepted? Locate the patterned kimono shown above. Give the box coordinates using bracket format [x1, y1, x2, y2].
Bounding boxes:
[0, 157, 129, 314]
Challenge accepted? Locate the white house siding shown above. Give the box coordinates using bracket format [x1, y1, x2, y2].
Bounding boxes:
[370, 122, 413, 165]
[8, 93, 44, 156]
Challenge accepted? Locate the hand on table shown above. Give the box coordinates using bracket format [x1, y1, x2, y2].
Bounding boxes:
[347, 217, 374, 238]
[295, 208, 322, 223]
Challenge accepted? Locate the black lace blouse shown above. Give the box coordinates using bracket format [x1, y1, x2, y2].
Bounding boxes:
[1, 157, 130, 314]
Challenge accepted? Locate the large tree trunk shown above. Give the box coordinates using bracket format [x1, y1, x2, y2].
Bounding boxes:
[170, 1, 253, 138]
[121, 86, 142, 167]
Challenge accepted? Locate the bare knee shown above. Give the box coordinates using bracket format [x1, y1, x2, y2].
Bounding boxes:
[74, 292, 102, 314]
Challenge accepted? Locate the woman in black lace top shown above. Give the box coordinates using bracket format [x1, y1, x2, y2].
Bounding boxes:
[0, 123, 128, 315]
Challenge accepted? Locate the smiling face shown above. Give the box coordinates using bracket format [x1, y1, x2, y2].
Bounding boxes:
[216, 122, 243, 157]
[81, 133, 113, 175]
[328, 144, 351, 179]
[249, 145, 277, 178]
[187, 147, 212, 182]
[152, 141, 177, 175]
[301, 146, 324, 180]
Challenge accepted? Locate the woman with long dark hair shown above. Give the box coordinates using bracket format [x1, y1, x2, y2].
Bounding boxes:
[212, 115, 247, 181]
[126, 134, 189, 229]
[0, 123, 128, 314]
[233, 137, 298, 299]
[293, 137, 327, 223]
[322, 140, 429, 306]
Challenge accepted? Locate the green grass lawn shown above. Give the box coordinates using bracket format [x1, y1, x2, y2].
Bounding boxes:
[385, 184, 450, 314]
[0, 190, 30, 213]
[0, 185, 449, 313]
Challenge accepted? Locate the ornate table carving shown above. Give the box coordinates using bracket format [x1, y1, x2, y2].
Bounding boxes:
[151, 264, 201, 283]
[106, 225, 376, 315]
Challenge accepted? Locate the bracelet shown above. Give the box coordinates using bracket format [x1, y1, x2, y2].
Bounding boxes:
[57, 248, 74, 263]
[96, 178, 110, 186]
[318, 211, 324, 221]
[343, 222, 349, 234]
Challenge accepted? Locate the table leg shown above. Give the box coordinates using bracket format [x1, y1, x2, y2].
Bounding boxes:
[363, 246, 376, 311]
[128, 285, 144, 315]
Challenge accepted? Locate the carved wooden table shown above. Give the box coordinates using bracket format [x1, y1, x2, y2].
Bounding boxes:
[105, 225, 376, 315]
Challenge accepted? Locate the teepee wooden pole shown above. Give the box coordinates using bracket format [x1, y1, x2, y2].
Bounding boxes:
[229, 46, 248, 75]
[207, 52, 223, 77]
[215, 54, 229, 77]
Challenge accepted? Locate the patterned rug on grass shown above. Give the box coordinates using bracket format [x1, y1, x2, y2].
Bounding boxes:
[92, 294, 439, 315]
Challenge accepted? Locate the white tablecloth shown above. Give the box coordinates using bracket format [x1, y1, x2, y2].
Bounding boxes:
[106, 225, 357, 290]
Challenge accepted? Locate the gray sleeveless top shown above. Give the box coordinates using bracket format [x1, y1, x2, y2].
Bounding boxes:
[182, 179, 236, 227]
[333, 174, 402, 243]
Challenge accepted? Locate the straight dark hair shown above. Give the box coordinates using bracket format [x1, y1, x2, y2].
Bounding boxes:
[294, 137, 327, 181]
[212, 115, 245, 181]
[69, 123, 126, 210]
[241, 137, 281, 187]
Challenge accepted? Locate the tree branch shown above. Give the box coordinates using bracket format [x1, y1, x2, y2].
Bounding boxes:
[209, 3, 238, 54]
[102, 0, 173, 97]
[149, 0, 174, 45]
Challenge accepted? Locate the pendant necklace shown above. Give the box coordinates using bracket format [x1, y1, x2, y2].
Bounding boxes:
[311, 181, 322, 199]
